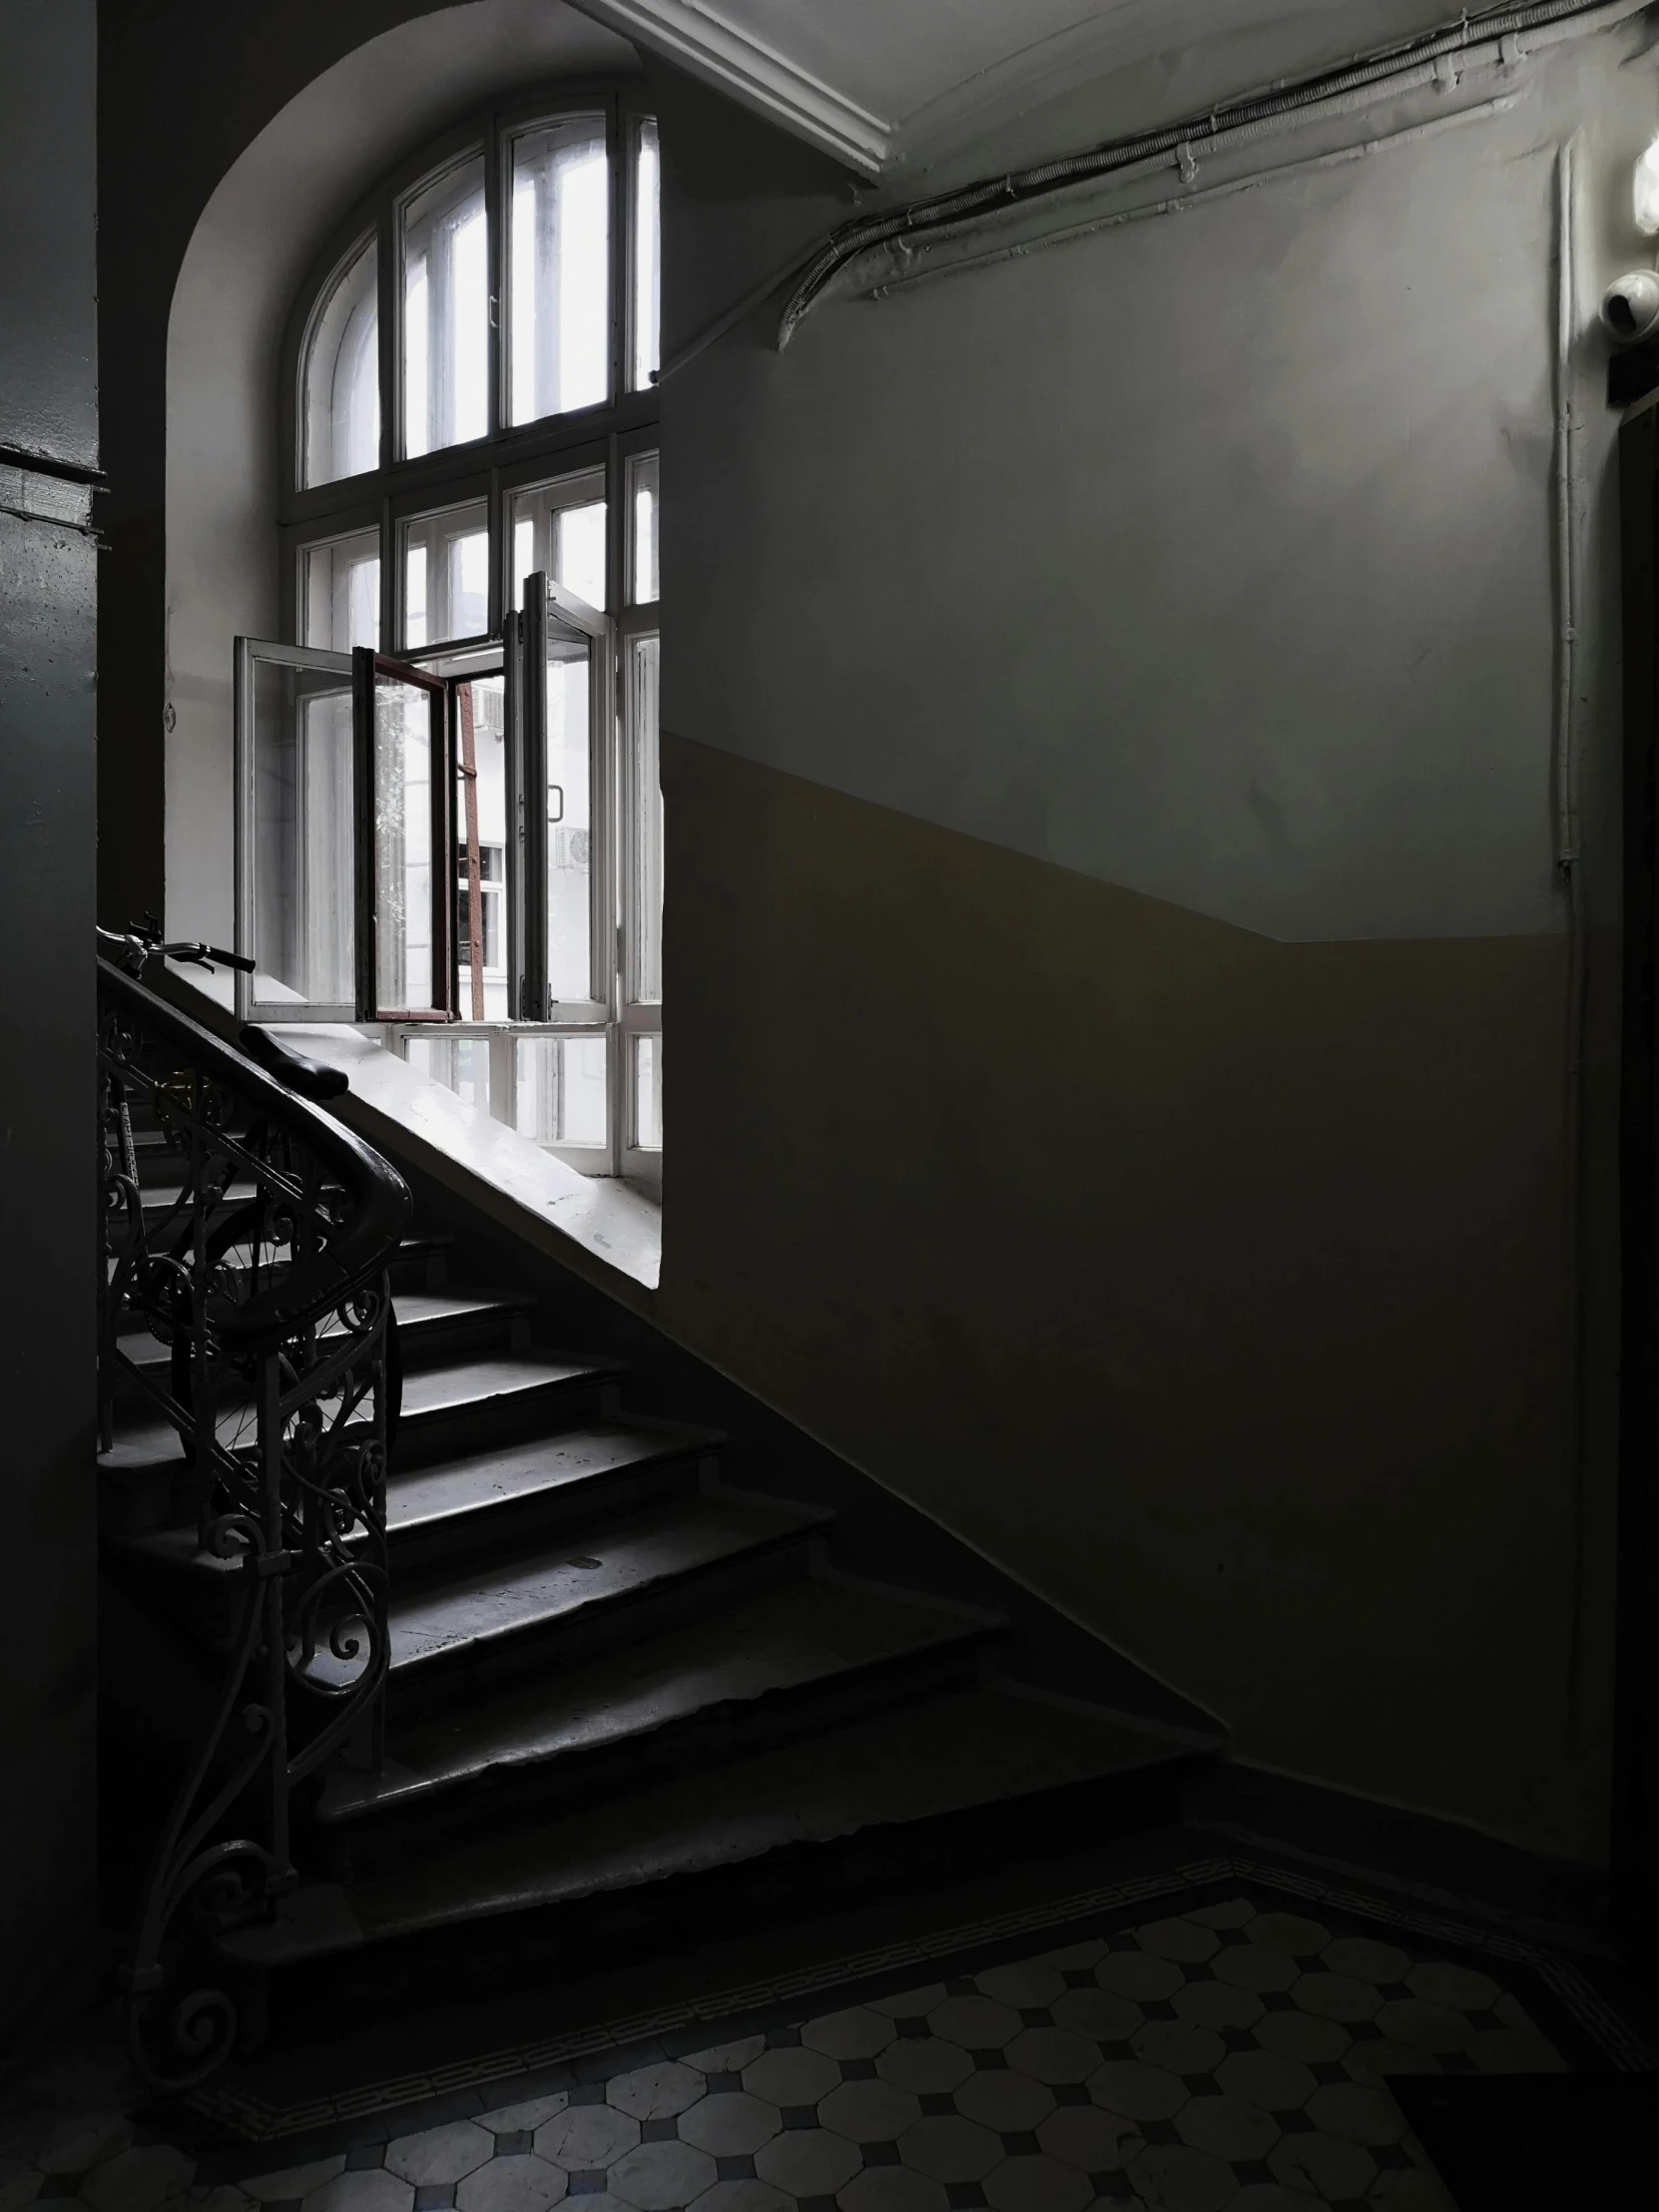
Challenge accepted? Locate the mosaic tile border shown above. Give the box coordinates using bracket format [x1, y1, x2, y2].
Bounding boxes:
[165, 1854, 1658, 2163]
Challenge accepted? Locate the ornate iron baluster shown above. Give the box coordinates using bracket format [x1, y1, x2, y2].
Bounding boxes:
[97, 951, 407, 2089]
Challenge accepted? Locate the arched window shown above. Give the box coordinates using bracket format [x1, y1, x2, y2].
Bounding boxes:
[254, 84, 662, 1183]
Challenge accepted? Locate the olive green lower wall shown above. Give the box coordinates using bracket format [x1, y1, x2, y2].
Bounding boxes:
[650, 731, 1611, 1866]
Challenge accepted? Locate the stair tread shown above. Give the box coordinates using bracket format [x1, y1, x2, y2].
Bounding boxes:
[223, 1686, 1193, 1964]
[400, 1350, 624, 1420]
[115, 1291, 530, 1374]
[386, 1490, 830, 1675]
[317, 1574, 995, 1823]
[387, 1419, 713, 1536]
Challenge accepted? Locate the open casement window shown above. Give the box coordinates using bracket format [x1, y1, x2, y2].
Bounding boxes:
[353, 652, 454, 1020]
[520, 571, 612, 1024]
[234, 639, 454, 1023]
[235, 639, 360, 1023]
[512, 572, 616, 1170]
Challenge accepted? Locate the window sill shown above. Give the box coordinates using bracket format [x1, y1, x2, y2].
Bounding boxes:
[164, 972, 661, 1292]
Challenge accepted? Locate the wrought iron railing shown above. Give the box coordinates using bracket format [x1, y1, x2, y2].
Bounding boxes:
[97, 936, 410, 2088]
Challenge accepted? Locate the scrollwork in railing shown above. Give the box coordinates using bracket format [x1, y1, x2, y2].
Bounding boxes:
[98, 940, 409, 2088]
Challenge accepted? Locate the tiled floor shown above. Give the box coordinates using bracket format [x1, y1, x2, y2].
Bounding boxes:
[4, 1864, 1648, 2212]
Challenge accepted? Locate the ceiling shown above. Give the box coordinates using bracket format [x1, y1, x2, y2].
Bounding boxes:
[574, 0, 1470, 177]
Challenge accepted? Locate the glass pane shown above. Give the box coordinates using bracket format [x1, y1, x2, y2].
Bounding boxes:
[373, 673, 438, 1012]
[629, 633, 662, 1004]
[628, 451, 659, 605]
[511, 469, 607, 612]
[635, 1033, 662, 1150]
[455, 674, 509, 1020]
[633, 119, 660, 390]
[301, 528, 381, 652]
[508, 114, 609, 425]
[402, 153, 488, 458]
[515, 1033, 608, 1149]
[401, 499, 488, 649]
[405, 1031, 487, 1111]
[251, 657, 354, 1006]
[545, 630, 592, 1002]
[302, 234, 379, 487]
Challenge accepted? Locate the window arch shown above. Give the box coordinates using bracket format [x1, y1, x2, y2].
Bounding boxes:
[269, 82, 662, 1182]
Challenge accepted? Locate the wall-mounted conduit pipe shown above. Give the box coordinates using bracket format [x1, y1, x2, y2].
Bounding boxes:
[775, 0, 1651, 347]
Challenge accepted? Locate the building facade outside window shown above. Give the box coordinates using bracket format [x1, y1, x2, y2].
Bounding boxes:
[246, 84, 662, 1184]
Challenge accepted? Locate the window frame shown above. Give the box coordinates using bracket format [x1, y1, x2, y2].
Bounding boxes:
[277, 77, 661, 1186]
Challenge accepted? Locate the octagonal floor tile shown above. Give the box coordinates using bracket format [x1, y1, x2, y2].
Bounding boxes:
[926, 1996, 1022, 2052]
[1214, 2051, 1316, 2113]
[954, 2071, 1055, 2135]
[1373, 2001, 1471, 2056]
[756, 2129, 862, 2199]
[1034, 2104, 1144, 2176]
[608, 2141, 717, 2212]
[1403, 1961, 1499, 2012]
[819, 2080, 920, 2145]
[1094, 1953, 1183, 2004]
[684, 2038, 768, 2075]
[975, 1962, 1068, 2011]
[1268, 2130, 1379, 2200]
[1252, 2010, 1351, 2066]
[244, 2161, 345, 2204]
[690, 2184, 793, 2212]
[454, 2156, 569, 2212]
[1170, 1979, 1262, 2033]
[1131, 1921, 1219, 1966]
[384, 2128, 494, 2190]
[1211, 1946, 1300, 1994]
[1130, 2022, 1224, 2078]
[1175, 2095, 1280, 2164]
[870, 1986, 948, 2021]
[1003, 2029, 1098, 2087]
[608, 2066, 706, 2123]
[479, 2098, 572, 2136]
[1341, 2039, 1442, 2088]
[896, 2117, 1002, 2185]
[1126, 2143, 1236, 2212]
[1087, 2061, 1188, 2124]
[1322, 1938, 1410, 1986]
[1306, 2082, 1406, 2147]
[677, 2095, 780, 2158]
[744, 2048, 842, 2109]
[1292, 1973, 1383, 2025]
[1185, 1900, 1255, 1932]
[982, 2154, 1090, 2212]
[1048, 1987, 1142, 2044]
[535, 2108, 640, 2173]
[1244, 1915, 1330, 1957]
[803, 2011, 897, 2062]
[875, 2040, 973, 2097]
[837, 2168, 946, 2212]
[302, 2174, 412, 2212]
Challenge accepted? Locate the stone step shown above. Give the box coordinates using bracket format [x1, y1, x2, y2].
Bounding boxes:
[370, 1486, 833, 1723]
[221, 1684, 1202, 2030]
[385, 1417, 718, 1574]
[393, 1349, 627, 1464]
[312, 1571, 1000, 1880]
[113, 1289, 532, 1387]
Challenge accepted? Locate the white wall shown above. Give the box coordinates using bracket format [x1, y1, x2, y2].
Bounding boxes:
[668, 30, 1658, 944]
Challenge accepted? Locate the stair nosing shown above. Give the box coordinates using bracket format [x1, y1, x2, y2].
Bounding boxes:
[221, 1687, 1198, 1965]
[317, 1581, 999, 1825]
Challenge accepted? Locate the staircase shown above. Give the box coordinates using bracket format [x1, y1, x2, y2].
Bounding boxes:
[101, 1144, 1209, 2049]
